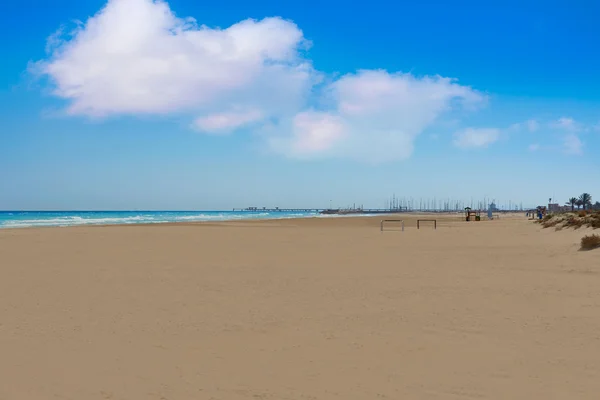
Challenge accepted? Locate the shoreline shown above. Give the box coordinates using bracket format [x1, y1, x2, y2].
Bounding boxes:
[0, 211, 458, 231]
[0, 209, 528, 231]
[0, 211, 528, 232]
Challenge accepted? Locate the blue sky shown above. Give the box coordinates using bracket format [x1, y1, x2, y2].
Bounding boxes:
[1, 0, 599, 210]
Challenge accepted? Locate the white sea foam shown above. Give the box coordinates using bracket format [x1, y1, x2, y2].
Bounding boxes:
[1, 215, 153, 228]
[0, 211, 320, 228]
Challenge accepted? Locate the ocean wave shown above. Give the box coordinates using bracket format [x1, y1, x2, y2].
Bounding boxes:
[0, 211, 320, 228]
[174, 213, 253, 221]
[1, 215, 154, 228]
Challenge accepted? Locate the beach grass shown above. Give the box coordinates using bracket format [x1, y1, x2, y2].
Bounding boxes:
[539, 211, 600, 230]
[581, 234, 600, 251]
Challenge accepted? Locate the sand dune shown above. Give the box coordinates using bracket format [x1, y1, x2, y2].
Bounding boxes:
[1, 214, 599, 399]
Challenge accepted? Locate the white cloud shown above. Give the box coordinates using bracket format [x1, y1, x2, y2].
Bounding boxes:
[290, 111, 347, 154]
[32, 0, 485, 162]
[550, 117, 581, 132]
[526, 119, 540, 132]
[563, 133, 583, 155]
[545, 117, 586, 155]
[510, 119, 539, 132]
[453, 128, 501, 149]
[193, 109, 264, 134]
[32, 0, 316, 122]
[270, 70, 484, 161]
[508, 118, 594, 155]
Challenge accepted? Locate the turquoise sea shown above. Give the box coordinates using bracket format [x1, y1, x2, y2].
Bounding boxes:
[0, 210, 322, 229]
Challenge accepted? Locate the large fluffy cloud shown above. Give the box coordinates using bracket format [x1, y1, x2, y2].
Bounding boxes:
[32, 0, 316, 125]
[32, 0, 485, 162]
[270, 70, 484, 161]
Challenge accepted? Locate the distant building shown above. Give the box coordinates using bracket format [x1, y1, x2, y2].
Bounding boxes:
[548, 203, 568, 213]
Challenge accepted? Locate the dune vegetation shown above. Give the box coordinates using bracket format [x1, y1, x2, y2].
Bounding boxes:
[537, 193, 600, 251]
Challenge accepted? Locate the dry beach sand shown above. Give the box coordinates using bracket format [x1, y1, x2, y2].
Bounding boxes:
[1, 214, 599, 399]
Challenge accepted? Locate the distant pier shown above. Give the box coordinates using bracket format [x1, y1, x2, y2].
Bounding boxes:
[233, 207, 323, 213]
[233, 207, 408, 215]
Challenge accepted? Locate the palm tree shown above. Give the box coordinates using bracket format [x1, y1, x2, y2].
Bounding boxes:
[567, 197, 578, 211]
[579, 193, 592, 210]
[594, 201, 600, 211]
[576, 199, 583, 210]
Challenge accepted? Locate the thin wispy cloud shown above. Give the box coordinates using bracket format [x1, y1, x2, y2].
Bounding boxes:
[506, 117, 598, 155]
[526, 119, 540, 132]
[550, 117, 582, 132]
[510, 119, 540, 132]
[563, 133, 583, 155]
[548, 117, 587, 155]
[193, 109, 265, 134]
[453, 128, 501, 149]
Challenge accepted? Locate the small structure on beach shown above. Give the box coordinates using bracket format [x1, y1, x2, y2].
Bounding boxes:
[465, 207, 481, 221]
